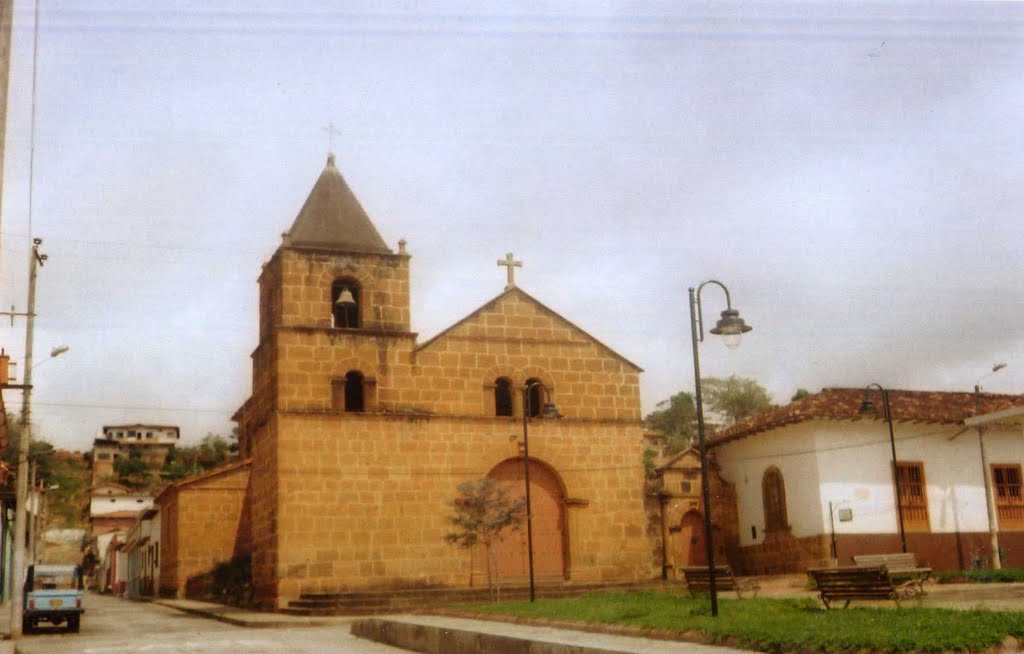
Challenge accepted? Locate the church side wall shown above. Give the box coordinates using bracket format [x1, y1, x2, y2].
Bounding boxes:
[269, 413, 653, 606]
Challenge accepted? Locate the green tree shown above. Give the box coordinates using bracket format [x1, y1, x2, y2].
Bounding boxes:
[701, 375, 773, 426]
[161, 433, 233, 481]
[444, 478, 525, 600]
[791, 388, 812, 402]
[644, 391, 696, 453]
[114, 448, 150, 489]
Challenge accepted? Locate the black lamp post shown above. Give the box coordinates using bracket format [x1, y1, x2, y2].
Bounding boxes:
[522, 380, 560, 602]
[689, 280, 753, 617]
[859, 384, 907, 554]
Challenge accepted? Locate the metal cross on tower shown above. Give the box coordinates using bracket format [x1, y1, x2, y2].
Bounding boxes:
[497, 252, 522, 290]
[322, 122, 342, 154]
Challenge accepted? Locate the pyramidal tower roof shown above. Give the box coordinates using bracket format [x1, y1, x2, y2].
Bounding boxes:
[282, 154, 392, 254]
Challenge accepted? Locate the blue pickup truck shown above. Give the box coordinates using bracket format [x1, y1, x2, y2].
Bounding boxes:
[23, 564, 85, 633]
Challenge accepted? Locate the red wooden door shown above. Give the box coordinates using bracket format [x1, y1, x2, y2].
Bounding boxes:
[675, 510, 706, 567]
[488, 459, 566, 582]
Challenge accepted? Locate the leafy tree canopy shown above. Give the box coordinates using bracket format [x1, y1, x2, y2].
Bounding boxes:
[643, 391, 696, 453]
[701, 375, 773, 426]
[791, 388, 812, 402]
[646, 376, 773, 452]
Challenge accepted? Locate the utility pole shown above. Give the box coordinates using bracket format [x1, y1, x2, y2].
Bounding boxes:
[10, 238, 46, 638]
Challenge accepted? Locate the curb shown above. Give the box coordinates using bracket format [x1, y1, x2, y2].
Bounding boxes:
[151, 600, 326, 629]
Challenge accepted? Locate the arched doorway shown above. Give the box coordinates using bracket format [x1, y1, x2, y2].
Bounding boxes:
[487, 458, 567, 582]
[674, 510, 707, 567]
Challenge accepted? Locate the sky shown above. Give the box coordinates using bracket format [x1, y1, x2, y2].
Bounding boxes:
[1, 2, 1022, 451]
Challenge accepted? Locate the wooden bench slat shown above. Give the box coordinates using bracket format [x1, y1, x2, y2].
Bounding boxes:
[679, 566, 759, 599]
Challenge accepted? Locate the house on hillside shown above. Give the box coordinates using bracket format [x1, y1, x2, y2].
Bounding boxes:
[708, 388, 1024, 573]
[91, 424, 180, 484]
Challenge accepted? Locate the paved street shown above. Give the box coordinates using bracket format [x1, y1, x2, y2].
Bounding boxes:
[14, 593, 408, 654]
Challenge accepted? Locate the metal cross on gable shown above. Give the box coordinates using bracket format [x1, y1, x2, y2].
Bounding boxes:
[497, 252, 522, 290]
[322, 122, 342, 153]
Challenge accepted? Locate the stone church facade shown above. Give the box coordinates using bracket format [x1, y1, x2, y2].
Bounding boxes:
[233, 155, 654, 608]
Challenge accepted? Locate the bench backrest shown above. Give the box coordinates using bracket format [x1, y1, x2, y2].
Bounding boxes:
[852, 552, 918, 570]
[680, 566, 737, 590]
[809, 566, 894, 596]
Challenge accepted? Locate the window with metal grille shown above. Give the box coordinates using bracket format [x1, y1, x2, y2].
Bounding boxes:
[992, 464, 1024, 528]
[896, 461, 930, 532]
[762, 466, 788, 531]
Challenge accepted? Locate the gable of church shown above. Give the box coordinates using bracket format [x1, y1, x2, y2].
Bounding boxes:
[413, 288, 642, 421]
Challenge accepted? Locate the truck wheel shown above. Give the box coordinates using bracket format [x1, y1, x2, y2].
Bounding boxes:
[22, 617, 32, 635]
[68, 615, 80, 633]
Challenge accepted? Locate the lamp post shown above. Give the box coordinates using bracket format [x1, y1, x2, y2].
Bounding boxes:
[974, 362, 1007, 569]
[859, 384, 906, 554]
[688, 280, 753, 617]
[521, 380, 560, 602]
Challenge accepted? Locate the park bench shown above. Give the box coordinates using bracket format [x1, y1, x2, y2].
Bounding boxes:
[807, 566, 925, 609]
[853, 552, 931, 595]
[680, 566, 760, 599]
[853, 552, 921, 572]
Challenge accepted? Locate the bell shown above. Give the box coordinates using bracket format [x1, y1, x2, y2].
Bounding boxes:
[335, 288, 356, 306]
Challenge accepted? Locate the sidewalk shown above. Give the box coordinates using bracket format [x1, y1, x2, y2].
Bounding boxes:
[150, 598, 353, 629]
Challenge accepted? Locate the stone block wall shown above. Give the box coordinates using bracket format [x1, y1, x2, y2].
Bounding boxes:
[157, 461, 252, 597]
[255, 413, 652, 607]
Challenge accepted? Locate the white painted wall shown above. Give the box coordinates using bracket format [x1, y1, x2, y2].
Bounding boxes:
[715, 418, 1024, 545]
[714, 422, 822, 546]
[90, 495, 153, 516]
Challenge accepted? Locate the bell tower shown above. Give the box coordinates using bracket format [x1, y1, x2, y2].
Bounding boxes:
[239, 154, 415, 455]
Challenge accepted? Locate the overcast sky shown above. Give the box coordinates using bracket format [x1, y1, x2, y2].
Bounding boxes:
[1, 2, 1022, 451]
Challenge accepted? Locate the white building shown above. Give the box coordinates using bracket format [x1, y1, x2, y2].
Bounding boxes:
[102, 424, 180, 444]
[710, 388, 1024, 573]
[125, 508, 160, 599]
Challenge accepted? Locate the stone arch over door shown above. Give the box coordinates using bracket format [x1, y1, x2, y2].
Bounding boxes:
[487, 458, 568, 582]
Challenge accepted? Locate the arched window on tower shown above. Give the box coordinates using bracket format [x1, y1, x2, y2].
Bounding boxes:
[495, 377, 513, 417]
[344, 371, 365, 412]
[524, 377, 543, 417]
[332, 280, 360, 329]
[762, 466, 789, 532]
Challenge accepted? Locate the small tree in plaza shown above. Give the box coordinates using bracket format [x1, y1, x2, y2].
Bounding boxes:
[444, 478, 525, 600]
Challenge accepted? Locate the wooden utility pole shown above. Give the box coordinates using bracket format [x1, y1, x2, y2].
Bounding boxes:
[10, 238, 46, 638]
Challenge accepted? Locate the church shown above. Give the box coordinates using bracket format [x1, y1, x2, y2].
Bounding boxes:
[232, 154, 655, 608]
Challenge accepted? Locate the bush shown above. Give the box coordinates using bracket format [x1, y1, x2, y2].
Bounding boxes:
[212, 554, 252, 607]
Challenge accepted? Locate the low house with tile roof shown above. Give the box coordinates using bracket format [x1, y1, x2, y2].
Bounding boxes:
[708, 387, 1024, 574]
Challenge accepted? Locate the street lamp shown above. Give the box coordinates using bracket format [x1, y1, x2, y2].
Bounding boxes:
[521, 380, 560, 602]
[974, 362, 1007, 569]
[859, 384, 907, 554]
[688, 280, 753, 617]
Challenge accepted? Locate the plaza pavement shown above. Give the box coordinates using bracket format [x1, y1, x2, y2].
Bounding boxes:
[2, 579, 1024, 654]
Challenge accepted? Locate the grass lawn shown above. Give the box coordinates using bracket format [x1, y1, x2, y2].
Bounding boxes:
[458, 590, 1024, 653]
